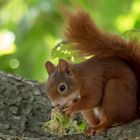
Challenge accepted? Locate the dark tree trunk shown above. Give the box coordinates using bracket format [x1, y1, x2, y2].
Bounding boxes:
[0, 71, 140, 140]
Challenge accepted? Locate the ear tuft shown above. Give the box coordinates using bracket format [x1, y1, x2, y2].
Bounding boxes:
[45, 61, 55, 74]
[58, 59, 68, 72]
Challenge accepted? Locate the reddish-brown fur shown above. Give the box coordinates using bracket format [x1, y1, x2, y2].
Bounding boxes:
[45, 10, 140, 137]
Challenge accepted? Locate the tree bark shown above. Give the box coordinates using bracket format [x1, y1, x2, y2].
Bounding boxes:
[0, 71, 140, 140]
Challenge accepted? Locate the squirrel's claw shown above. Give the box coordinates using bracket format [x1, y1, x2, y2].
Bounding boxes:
[84, 127, 95, 137]
[84, 126, 106, 137]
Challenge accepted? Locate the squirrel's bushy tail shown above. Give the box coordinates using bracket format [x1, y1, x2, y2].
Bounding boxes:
[65, 10, 140, 108]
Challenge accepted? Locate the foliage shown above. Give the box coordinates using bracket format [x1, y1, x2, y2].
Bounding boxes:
[42, 107, 86, 136]
[0, 0, 140, 81]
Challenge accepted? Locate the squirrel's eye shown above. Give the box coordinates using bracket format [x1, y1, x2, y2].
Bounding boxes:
[60, 85, 65, 91]
[58, 83, 67, 93]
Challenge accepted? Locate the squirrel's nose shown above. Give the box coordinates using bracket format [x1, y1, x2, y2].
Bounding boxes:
[51, 106, 55, 109]
[51, 104, 60, 109]
[55, 104, 61, 108]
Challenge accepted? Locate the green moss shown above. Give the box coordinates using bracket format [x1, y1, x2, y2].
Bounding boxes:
[42, 108, 86, 136]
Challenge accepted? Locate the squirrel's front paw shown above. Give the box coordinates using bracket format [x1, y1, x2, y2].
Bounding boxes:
[62, 106, 73, 115]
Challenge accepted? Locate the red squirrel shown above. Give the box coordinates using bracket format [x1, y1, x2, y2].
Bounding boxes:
[45, 10, 140, 137]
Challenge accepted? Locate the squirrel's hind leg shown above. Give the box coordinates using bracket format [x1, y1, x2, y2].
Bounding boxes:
[92, 117, 111, 135]
[84, 115, 111, 137]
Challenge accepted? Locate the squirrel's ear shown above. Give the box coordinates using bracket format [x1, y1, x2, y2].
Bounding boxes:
[58, 59, 68, 72]
[45, 61, 55, 75]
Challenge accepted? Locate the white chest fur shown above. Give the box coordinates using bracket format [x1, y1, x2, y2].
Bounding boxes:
[93, 107, 100, 118]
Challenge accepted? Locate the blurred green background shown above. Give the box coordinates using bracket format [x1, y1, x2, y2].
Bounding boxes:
[0, 0, 140, 81]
